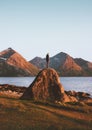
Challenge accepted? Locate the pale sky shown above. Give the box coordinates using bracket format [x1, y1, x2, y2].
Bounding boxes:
[0, 0, 92, 61]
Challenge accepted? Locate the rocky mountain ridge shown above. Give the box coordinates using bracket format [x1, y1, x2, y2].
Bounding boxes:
[0, 48, 92, 76]
[30, 52, 92, 76]
[0, 48, 39, 76]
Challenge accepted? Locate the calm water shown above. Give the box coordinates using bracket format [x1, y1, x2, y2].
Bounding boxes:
[0, 77, 92, 96]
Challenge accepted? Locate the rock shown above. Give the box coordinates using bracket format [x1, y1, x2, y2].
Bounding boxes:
[65, 90, 77, 97]
[68, 96, 78, 102]
[65, 90, 91, 102]
[0, 82, 91, 103]
[0, 84, 27, 98]
[21, 68, 68, 102]
[77, 92, 91, 101]
[0, 84, 26, 93]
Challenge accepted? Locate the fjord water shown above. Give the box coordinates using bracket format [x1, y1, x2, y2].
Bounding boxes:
[0, 77, 92, 96]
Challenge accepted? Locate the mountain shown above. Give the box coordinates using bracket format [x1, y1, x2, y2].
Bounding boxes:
[0, 48, 39, 76]
[50, 52, 83, 76]
[31, 57, 46, 69]
[74, 58, 92, 76]
[30, 52, 92, 76]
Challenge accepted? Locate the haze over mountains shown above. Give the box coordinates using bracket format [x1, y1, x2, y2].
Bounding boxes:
[0, 48, 92, 76]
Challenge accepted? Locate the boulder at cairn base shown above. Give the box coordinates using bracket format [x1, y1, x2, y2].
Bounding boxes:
[21, 68, 65, 102]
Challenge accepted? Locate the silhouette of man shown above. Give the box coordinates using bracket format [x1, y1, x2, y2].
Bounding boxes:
[46, 53, 49, 68]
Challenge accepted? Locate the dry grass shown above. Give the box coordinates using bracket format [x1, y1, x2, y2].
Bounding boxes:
[0, 97, 92, 130]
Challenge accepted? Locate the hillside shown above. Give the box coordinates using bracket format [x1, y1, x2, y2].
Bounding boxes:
[50, 52, 83, 76]
[74, 58, 92, 76]
[0, 48, 39, 76]
[31, 56, 45, 69]
[30, 52, 92, 76]
[0, 81, 92, 130]
[0, 97, 92, 130]
[30, 52, 83, 76]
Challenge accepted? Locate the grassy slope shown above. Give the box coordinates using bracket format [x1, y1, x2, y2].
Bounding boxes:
[0, 97, 92, 130]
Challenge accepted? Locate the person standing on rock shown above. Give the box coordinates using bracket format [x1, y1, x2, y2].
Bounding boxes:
[46, 53, 49, 68]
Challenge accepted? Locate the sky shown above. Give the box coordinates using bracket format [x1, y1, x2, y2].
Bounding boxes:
[0, 0, 92, 61]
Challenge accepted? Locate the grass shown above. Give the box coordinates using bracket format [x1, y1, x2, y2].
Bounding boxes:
[0, 97, 92, 130]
